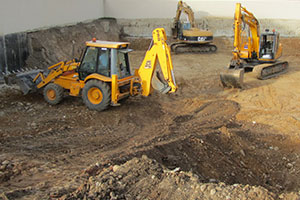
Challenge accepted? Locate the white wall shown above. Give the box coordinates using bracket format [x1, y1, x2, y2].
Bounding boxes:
[104, 0, 300, 20]
[0, 0, 104, 35]
[1, 0, 300, 35]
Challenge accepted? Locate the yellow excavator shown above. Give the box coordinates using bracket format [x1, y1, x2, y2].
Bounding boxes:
[220, 3, 288, 88]
[171, 0, 217, 53]
[4, 28, 177, 111]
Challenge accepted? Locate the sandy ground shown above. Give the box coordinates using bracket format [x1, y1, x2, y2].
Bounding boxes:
[0, 37, 300, 199]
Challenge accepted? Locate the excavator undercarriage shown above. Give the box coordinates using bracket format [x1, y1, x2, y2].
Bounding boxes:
[170, 42, 217, 54]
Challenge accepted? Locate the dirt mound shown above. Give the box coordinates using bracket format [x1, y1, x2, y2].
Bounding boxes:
[25, 18, 121, 69]
[60, 156, 298, 200]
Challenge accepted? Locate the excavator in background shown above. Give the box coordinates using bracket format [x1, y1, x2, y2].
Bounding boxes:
[171, 0, 217, 53]
[4, 28, 177, 111]
[220, 3, 288, 88]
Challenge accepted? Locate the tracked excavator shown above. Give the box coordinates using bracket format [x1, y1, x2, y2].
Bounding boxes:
[171, 0, 217, 53]
[3, 28, 177, 111]
[220, 3, 288, 88]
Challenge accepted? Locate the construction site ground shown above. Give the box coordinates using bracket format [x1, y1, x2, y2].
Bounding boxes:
[1, 37, 300, 199]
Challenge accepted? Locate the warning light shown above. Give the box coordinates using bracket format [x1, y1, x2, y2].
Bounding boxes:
[92, 38, 97, 42]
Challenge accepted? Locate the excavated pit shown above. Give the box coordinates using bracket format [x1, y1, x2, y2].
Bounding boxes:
[1, 20, 300, 199]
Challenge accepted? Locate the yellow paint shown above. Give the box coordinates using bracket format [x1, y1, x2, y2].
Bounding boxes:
[33, 29, 178, 111]
[87, 87, 103, 104]
[111, 74, 119, 104]
[137, 28, 177, 96]
[86, 40, 129, 49]
[46, 89, 56, 100]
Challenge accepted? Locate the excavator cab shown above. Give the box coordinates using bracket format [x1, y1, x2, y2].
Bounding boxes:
[259, 30, 280, 60]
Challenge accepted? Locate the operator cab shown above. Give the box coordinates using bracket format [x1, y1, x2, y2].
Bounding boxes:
[78, 40, 132, 80]
[259, 29, 279, 60]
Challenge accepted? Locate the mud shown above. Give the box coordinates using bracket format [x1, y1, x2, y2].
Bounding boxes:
[0, 34, 300, 199]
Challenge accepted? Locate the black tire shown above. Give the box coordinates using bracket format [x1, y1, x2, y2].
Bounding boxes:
[43, 83, 64, 105]
[82, 80, 111, 111]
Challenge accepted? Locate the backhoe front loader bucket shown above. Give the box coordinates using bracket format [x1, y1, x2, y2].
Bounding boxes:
[4, 69, 43, 95]
[220, 68, 244, 88]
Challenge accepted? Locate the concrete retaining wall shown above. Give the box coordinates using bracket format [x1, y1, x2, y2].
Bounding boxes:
[118, 17, 300, 38]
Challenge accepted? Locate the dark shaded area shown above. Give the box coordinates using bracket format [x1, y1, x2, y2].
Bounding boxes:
[0, 33, 29, 73]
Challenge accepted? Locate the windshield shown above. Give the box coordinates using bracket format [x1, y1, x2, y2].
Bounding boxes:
[117, 51, 131, 78]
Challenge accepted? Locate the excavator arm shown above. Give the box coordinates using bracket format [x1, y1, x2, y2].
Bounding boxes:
[232, 3, 260, 62]
[136, 28, 177, 96]
[174, 0, 196, 28]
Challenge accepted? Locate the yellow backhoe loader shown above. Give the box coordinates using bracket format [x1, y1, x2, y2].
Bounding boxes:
[171, 0, 217, 53]
[220, 3, 288, 88]
[4, 28, 177, 111]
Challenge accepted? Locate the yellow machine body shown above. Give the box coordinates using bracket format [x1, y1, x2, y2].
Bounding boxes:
[26, 28, 177, 111]
[220, 3, 288, 88]
[170, 0, 217, 53]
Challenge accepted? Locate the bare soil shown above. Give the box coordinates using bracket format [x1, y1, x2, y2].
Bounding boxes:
[0, 37, 300, 199]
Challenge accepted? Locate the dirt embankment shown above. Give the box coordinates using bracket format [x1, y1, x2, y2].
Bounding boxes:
[25, 18, 121, 69]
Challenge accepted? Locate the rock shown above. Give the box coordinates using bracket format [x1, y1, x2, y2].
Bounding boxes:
[2, 160, 9, 165]
[286, 163, 293, 169]
[200, 184, 207, 192]
[0, 111, 5, 117]
[240, 149, 246, 157]
[113, 165, 120, 172]
[210, 188, 216, 195]
[209, 178, 217, 183]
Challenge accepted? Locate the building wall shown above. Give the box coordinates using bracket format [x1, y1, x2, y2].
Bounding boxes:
[0, 0, 104, 35]
[104, 0, 300, 20]
[0, 0, 104, 74]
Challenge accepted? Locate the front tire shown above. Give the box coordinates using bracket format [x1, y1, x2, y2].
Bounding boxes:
[43, 83, 64, 105]
[82, 80, 111, 111]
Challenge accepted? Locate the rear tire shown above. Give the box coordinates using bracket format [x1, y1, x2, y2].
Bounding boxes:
[43, 83, 64, 105]
[82, 80, 111, 111]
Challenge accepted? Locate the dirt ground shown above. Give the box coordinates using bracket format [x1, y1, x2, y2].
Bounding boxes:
[0, 37, 300, 200]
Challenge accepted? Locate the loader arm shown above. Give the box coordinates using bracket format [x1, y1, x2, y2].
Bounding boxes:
[136, 28, 177, 96]
[35, 60, 79, 89]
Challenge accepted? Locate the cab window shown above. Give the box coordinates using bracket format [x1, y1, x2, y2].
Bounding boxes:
[79, 47, 98, 80]
[117, 51, 130, 78]
[97, 49, 110, 77]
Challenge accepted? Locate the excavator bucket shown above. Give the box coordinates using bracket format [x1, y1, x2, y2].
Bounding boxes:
[4, 69, 43, 95]
[220, 68, 244, 88]
[151, 71, 171, 94]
